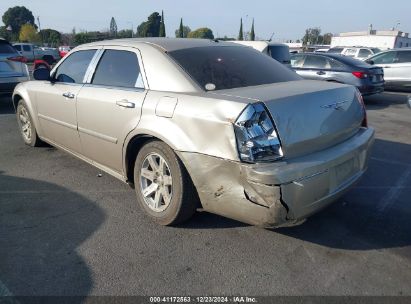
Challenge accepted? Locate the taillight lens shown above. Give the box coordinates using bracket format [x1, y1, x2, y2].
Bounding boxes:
[234, 103, 283, 163]
[352, 71, 368, 79]
[7, 56, 27, 63]
[356, 89, 368, 127]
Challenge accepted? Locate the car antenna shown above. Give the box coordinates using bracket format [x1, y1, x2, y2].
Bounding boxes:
[268, 32, 275, 42]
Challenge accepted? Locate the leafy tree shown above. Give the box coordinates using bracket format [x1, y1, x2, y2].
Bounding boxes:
[19, 24, 39, 43]
[39, 29, 61, 46]
[238, 18, 243, 40]
[159, 10, 166, 37]
[322, 32, 333, 45]
[187, 28, 214, 39]
[302, 27, 321, 46]
[2, 6, 36, 35]
[175, 25, 190, 38]
[74, 32, 91, 45]
[110, 17, 118, 37]
[250, 19, 255, 41]
[117, 29, 133, 38]
[137, 12, 161, 37]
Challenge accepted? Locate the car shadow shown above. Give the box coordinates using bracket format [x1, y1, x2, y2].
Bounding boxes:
[275, 138, 411, 251]
[364, 91, 408, 109]
[0, 95, 15, 115]
[0, 172, 105, 300]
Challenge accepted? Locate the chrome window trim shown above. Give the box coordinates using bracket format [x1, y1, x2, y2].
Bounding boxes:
[83, 83, 146, 93]
[50, 48, 100, 85]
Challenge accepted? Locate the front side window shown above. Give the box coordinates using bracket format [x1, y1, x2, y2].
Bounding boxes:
[54, 49, 96, 83]
[396, 51, 411, 63]
[22, 45, 31, 52]
[371, 51, 397, 64]
[168, 46, 301, 91]
[91, 50, 143, 88]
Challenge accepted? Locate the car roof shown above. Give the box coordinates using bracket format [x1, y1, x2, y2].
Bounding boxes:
[79, 38, 241, 52]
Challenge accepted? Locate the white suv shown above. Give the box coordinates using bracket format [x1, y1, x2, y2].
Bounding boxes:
[328, 47, 381, 61]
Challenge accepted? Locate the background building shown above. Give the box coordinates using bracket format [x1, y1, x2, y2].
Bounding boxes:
[331, 26, 411, 50]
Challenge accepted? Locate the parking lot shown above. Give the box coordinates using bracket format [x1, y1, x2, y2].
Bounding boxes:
[0, 92, 410, 296]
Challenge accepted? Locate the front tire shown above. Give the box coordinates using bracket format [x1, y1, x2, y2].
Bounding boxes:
[134, 140, 197, 226]
[16, 100, 43, 147]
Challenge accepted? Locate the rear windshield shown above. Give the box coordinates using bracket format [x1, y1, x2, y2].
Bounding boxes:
[328, 48, 344, 54]
[168, 46, 300, 91]
[268, 45, 291, 63]
[332, 55, 372, 68]
[0, 41, 18, 54]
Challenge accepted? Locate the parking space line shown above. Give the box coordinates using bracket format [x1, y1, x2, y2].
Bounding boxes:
[376, 166, 411, 213]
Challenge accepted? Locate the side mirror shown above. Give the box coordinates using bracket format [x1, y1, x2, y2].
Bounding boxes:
[366, 59, 374, 65]
[33, 68, 51, 81]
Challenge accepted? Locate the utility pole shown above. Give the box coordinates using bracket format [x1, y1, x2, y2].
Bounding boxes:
[37, 16, 44, 45]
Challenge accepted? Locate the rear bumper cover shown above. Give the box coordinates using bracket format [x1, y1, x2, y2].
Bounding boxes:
[178, 127, 374, 227]
[0, 76, 29, 94]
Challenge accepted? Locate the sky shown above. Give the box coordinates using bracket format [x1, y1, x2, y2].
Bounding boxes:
[1, 0, 410, 41]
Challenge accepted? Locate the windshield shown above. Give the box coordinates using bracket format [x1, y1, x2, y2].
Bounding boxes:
[168, 46, 300, 91]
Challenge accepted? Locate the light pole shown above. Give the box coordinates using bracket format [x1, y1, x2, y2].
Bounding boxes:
[127, 21, 134, 38]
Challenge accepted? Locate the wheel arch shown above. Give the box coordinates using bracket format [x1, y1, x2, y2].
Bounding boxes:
[123, 132, 192, 186]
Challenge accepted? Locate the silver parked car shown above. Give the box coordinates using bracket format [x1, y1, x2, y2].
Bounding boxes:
[367, 48, 411, 91]
[12, 38, 374, 227]
[0, 39, 29, 95]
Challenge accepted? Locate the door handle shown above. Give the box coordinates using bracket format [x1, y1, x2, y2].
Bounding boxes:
[116, 100, 135, 108]
[316, 71, 326, 75]
[62, 92, 75, 99]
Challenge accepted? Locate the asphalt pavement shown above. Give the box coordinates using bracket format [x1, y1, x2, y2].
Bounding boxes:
[0, 92, 410, 297]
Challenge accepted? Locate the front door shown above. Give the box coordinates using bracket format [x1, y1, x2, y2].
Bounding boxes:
[36, 49, 97, 154]
[76, 47, 147, 173]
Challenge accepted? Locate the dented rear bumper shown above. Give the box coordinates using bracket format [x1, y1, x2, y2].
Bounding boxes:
[177, 127, 374, 228]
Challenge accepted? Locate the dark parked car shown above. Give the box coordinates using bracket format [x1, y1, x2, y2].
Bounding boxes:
[0, 38, 29, 95]
[290, 53, 384, 96]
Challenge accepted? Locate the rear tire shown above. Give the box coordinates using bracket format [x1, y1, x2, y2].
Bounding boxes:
[133, 140, 197, 226]
[16, 100, 43, 147]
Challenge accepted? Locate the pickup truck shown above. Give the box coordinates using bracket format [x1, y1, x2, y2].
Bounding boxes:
[13, 43, 60, 65]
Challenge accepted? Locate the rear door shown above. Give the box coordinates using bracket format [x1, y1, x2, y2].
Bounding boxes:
[35, 49, 97, 153]
[297, 54, 331, 80]
[76, 47, 147, 173]
[392, 51, 411, 87]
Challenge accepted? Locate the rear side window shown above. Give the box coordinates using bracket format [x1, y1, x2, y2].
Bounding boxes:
[54, 50, 96, 83]
[344, 49, 357, 57]
[168, 46, 300, 91]
[328, 48, 343, 54]
[92, 50, 143, 88]
[396, 51, 411, 63]
[22, 45, 31, 52]
[358, 49, 372, 58]
[303, 55, 328, 69]
[0, 41, 18, 54]
[291, 54, 305, 68]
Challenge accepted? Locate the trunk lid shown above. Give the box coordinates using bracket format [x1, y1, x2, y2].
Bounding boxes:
[214, 80, 364, 158]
